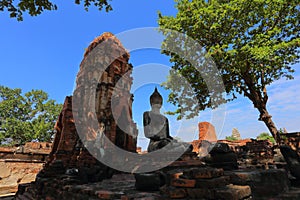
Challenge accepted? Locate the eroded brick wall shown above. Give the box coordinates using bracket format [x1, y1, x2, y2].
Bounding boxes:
[0, 142, 51, 195]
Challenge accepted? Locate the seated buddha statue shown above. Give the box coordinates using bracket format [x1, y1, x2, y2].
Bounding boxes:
[143, 87, 192, 153]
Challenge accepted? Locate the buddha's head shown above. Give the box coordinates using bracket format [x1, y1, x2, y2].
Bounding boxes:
[150, 87, 163, 109]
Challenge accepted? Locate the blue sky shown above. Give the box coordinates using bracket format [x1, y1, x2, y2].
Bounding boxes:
[0, 0, 299, 149]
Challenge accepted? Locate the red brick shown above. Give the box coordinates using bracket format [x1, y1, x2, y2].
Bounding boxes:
[95, 190, 114, 199]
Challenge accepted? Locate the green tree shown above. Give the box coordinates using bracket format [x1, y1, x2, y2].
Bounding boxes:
[225, 135, 238, 141]
[256, 132, 275, 144]
[158, 0, 300, 143]
[0, 85, 62, 145]
[0, 0, 112, 21]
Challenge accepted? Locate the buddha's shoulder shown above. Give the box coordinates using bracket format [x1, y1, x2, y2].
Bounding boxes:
[143, 111, 151, 116]
[144, 111, 167, 118]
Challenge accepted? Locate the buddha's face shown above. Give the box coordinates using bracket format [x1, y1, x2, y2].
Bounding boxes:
[150, 98, 162, 109]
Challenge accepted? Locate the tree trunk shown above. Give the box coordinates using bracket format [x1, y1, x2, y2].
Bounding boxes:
[242, 70, 299, 178]
[240, 69, 281, 142]
[257, 106, 281, 143]
[258, 104, 300, 179]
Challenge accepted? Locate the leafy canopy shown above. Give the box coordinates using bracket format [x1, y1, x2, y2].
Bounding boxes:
[225, 135, 238, 141]
[0, 0, 112, 21]
[256, 132, 275, 144]
[158, 0, 300, 120]
[0, 85, 62, 145]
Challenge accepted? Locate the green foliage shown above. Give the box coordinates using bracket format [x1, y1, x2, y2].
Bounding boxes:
[0, 0, 112, 21]
[225, 135, 238, 141]
[256, 132, 275, 144]
[0, 85, 62, 145]
[158, 0, 299, 139]
[159, 0, 299, 117]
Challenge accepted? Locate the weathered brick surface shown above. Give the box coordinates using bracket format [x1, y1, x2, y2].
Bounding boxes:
[171, 178, 196, 188]
[195, 176, 229, 188]
[163, 167, 250, 199]
[190, 122, 217, 153]
[39, 33, 139, 182]
[214, 184, 251, 200]
[0, 143, 51, 196]
[183, 167, 224, 179]
[168, 187, 187, 199]
[186, 188, 214, 199]
[281, 132, 300, 155]
[198, 122, 217, 142]
[73, 32, 138, 151]
[225, 169, 290, 198]
[14, 32, 139, 199]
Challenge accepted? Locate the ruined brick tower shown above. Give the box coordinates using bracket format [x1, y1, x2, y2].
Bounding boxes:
[41, 32, 138, 181]
[73, 32, 138, 151]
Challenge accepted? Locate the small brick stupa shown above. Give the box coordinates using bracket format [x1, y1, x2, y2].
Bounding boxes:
[191, 122, 217, 153]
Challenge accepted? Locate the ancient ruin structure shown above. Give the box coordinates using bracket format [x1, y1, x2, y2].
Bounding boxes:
[0, 142, 51, 196]
[281, 132, 300, 156]
[44, 96, 78, 168]
[232, 128, 241, 140]
[36, 33, 138, 183]
[198, 122, 218, 142]
[13, 33, 300, 199]
[190, 122, 217, 153]
[73, 32, 138, 151]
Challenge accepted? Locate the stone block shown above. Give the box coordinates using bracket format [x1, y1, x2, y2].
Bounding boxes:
[171, 178, 196, 188]
[225, 169, 290, 198]
[210, 142, 232, 154]
[195, 176, 229, 188]
[207, 152, 238, 170]
[19, 173, 36, 184]
[186, 188, 214, 199]
[214, 184, 251, 200]
[225, 170, 261, 185]
[168, 187, 187, 199]
[135, 173, 165, 191]
[184, 167, 224, 179]
[0, 162, 11, 178]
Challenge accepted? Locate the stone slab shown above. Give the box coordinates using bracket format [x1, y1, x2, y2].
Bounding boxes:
[195, 176, 229, 188]
[214, 184, 251, 200]
[171, 178, 196, 188]
[183, 167, 224, 179]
